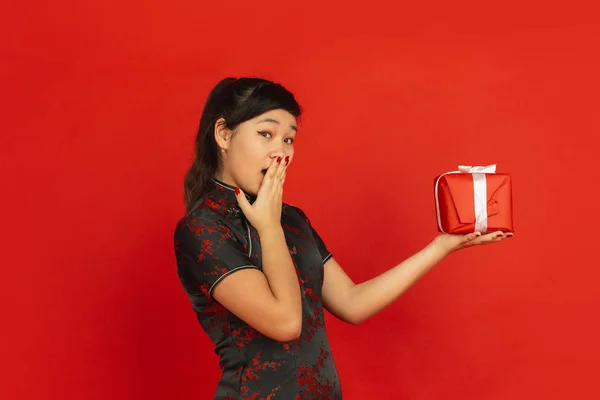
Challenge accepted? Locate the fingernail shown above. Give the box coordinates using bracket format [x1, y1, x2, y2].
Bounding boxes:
[277, 156, 282, 163]
[285, 156, 289, 165]
[234, 187, 240, 195]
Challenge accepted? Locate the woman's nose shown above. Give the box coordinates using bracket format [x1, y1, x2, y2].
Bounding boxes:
[269, 146, 287, 159]
[270, 150, 286, 159]
[269, 141, 292, 162]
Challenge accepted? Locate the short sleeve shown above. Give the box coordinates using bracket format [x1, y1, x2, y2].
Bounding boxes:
[292, 206, 333, 264]
[174, 216, 258, 300]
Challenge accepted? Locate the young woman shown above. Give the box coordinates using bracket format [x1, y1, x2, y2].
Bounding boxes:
[173, 77, 511, 399]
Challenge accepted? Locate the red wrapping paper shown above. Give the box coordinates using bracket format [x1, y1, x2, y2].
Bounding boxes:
[434, 167, 514, 234]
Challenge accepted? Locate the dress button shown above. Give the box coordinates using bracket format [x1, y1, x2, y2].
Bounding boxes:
[226, 207, 242, 217]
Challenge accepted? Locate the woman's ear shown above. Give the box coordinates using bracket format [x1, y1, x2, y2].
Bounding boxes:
[214, 118, 231, 151]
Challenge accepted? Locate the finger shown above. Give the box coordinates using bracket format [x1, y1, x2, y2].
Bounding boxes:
[265, 156, 281, 180]
[496, 231, 514, 241]
[480, 231, 508, 244]
[479, 231, 501, 239]
[275, 155, 287, 181]
[492, 231, 508, 241]
[458, 232, 480, 247]
[276, 168, 285, 198]
[258, 157, 280, 196]
[465, 231, 482, 242]
[462, 231, 491, 246]
[234, 187, 251, 214]
[278, 155, 291, 188]
[283, 156, 290, 180]
[280, 158, 289, 183]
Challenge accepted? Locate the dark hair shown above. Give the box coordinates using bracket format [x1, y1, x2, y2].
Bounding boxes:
[183, 77, 302, 212]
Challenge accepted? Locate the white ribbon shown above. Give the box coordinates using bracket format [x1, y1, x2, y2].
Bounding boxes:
[435, 164, 497, 233]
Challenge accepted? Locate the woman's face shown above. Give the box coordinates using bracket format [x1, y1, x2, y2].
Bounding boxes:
[215, 109, 297, 195]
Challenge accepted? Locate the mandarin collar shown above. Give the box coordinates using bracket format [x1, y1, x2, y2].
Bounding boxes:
[211, 177, 257, 205]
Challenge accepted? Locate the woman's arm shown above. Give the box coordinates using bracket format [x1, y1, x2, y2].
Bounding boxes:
[212, 225, 302, 342]
[322, 231, 511, 325]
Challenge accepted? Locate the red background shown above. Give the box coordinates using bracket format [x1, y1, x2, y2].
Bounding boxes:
[2, 1, 599, 399]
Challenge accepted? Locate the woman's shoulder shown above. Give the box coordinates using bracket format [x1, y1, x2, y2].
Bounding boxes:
[173, 203, 231, 242]
[282, 202, 312, 225]
[282, 202, 302, 216]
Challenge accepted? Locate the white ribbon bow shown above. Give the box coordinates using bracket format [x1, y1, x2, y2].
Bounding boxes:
[435, 164, 497, 233]
[458, 165, 497, 174]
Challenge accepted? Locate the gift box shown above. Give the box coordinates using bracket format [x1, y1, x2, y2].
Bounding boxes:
[434, 165, 513, 234]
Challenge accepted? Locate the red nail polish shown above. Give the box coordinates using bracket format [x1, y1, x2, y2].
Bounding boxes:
[235, 187, 240, 195]
[277, 156, 282, 163]
[285, 156, 289, 165]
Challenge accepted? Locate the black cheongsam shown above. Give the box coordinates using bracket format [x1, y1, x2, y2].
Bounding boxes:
[174, 178, 342, 399]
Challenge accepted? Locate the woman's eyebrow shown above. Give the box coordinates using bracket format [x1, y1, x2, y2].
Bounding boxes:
[257, 118, 297, 132]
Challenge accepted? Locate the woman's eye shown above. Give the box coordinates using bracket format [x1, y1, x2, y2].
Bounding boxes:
[258, 131, 272, 138]
[284, 138, 295, 145]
